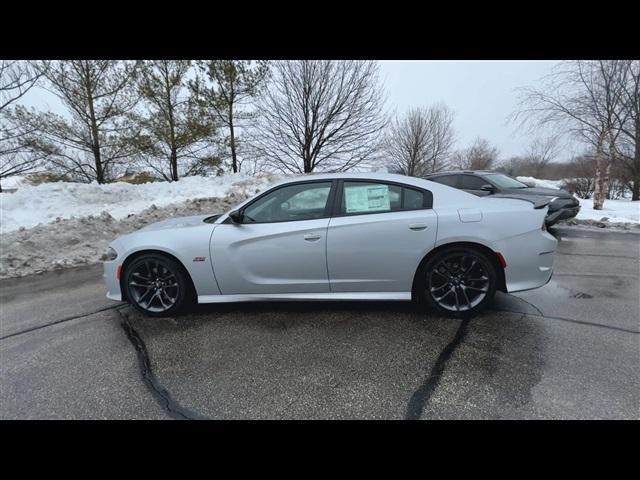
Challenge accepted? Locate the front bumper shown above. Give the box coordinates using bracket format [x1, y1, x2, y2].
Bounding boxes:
[546, 205, 581, 225]
[103, 259, 123, 301]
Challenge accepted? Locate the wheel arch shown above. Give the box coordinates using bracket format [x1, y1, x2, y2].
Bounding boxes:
[411, 241, 507, 300]
[119, 249, 197, 303]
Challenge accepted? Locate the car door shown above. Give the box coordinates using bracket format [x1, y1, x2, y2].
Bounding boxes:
[326, 180, 437, 293]
[460, 174, 493, 196]
[210, 180, 335, 294]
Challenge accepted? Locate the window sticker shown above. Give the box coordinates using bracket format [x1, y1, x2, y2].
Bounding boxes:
[345, 184, 390, 213]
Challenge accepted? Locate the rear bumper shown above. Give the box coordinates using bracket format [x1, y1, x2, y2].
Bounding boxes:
[495, 230, 557, 293]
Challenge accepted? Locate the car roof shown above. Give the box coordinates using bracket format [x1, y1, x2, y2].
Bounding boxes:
[270, 171, 435, 187]
[424, 170, 496, 177]
[232, 172, 482, 210]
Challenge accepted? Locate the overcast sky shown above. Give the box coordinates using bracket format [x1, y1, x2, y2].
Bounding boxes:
[378, 60, 576, 159]
[18, 60, 580, 161]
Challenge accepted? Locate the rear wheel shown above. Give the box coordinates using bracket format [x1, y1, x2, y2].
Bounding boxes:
[124, 253, 192, 317]
[418, 247, 498, 318]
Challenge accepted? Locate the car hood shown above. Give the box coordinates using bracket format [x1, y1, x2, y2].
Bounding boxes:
[138, 214, 220, 232]
[502, 186, 572, 198]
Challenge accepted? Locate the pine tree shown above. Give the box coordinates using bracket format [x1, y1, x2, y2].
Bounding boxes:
[130, 60, 218, 181]
[191, 60, 269, 173]
[6, 60, 140, 183]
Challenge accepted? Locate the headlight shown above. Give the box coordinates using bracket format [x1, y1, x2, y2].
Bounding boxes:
[102, 247, 118, 261]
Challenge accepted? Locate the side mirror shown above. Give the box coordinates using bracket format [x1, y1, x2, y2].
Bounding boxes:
[481, 184, 495, 193]
[228, 210, 244, 224]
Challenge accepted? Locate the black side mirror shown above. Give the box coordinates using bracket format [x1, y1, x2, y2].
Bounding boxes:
[228, 210, 244, 224]
[481, 184, 495, 193]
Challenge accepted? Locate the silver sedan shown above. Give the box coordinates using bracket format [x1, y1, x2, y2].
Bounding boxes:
[103, 173, 557, 318]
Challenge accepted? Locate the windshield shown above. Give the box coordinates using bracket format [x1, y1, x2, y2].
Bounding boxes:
[482, 173, 528, 189]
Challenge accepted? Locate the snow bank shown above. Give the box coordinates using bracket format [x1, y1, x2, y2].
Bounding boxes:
[0, 173, 278, 233]
[515, 176, 639, 224]
[0, 193, 250, 279]
[575, 198, 640, 224]
[0, 175, 27, 190]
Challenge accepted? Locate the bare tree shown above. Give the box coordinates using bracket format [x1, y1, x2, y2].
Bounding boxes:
[514, 61, 628, 209]
[6, 60, 141, 184]
[523, 135, 561, 177]
[385, 103, 455, 176]
[249, 60, 387, 174]
[451, 137, 499, 170]
[613, 60, 639, 200]
[190, 60, 269, 173]
[0, 61, 44, 191]
[129, 60, 218, 181]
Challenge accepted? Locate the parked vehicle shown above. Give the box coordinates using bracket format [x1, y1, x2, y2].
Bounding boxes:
[104, 173, 557, 318]
[423, 170, 580, 226]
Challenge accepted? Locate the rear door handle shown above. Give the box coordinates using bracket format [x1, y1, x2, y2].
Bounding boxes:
[304, 233, 322, 241]
[409, 223, 428, 231]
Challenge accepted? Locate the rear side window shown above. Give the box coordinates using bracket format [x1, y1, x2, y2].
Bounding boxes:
[340, 181, 427, 215]
[460, 175, 488, 190]
[431, 175, 459, 188]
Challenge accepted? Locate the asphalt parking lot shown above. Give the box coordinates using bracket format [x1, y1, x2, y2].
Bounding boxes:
[1, 226, 638, 419]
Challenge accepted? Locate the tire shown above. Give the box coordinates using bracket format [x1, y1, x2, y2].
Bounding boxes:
[123, 253, 193, 317]
[416, 246, 498, 318]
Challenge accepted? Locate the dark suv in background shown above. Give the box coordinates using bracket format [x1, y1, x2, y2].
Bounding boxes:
[424, 170, 580, 226]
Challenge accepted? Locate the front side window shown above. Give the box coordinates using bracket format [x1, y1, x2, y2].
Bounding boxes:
[242, 182, 332, 223]
[340, 182, 426, 215]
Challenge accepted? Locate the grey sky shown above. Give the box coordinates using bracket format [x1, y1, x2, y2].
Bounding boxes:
[18, 60, 580, 161]
[378, 60, 577, 159]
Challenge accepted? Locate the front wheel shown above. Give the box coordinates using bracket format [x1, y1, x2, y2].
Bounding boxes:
[123, 253, 192, 317]
[418, 247, 498, 318]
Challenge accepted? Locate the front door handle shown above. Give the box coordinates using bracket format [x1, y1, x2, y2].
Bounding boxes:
[409, 223, 428, 231]
[304, 233, 322, 241]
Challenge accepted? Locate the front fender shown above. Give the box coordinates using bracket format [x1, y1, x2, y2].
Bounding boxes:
[113, 224, 221, 297]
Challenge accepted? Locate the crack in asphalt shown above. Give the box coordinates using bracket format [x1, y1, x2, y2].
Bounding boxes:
[405, 317, 472, 420]
[502, 310, 640, 334]
[116, 309, 207, 420]
[0, 304, 124, 341]
[505, 294, 545, 316]
[500, 294, 639, 334]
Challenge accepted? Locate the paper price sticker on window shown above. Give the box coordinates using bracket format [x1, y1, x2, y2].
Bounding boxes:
[345, 184, 391, 213]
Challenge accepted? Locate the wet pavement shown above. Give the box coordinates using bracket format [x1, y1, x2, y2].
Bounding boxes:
[1, 226, 638, 419]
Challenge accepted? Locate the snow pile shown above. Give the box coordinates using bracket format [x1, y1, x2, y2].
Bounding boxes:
[516, 176, 564, 190]
[574, 198, 640, 224]
[0, 175, 28, 190]
[0, 173, 279, 233]
[515, 176, 639, 224]
[0, 193, 251, 279]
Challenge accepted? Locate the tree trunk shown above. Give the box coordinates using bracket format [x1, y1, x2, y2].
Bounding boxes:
[229, 107, 238, 174]
[85, 75, 103, 184]
[170, 146, 178, 182]
[593, 130, 607, 210]
[633, 130, 640, 201]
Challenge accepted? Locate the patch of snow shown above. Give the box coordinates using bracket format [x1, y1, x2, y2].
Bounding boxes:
[575, 198, 640, 224]
[516, 176, 564, 190]
[0, 173, 279, 233]
[1, 175, 27, 190]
